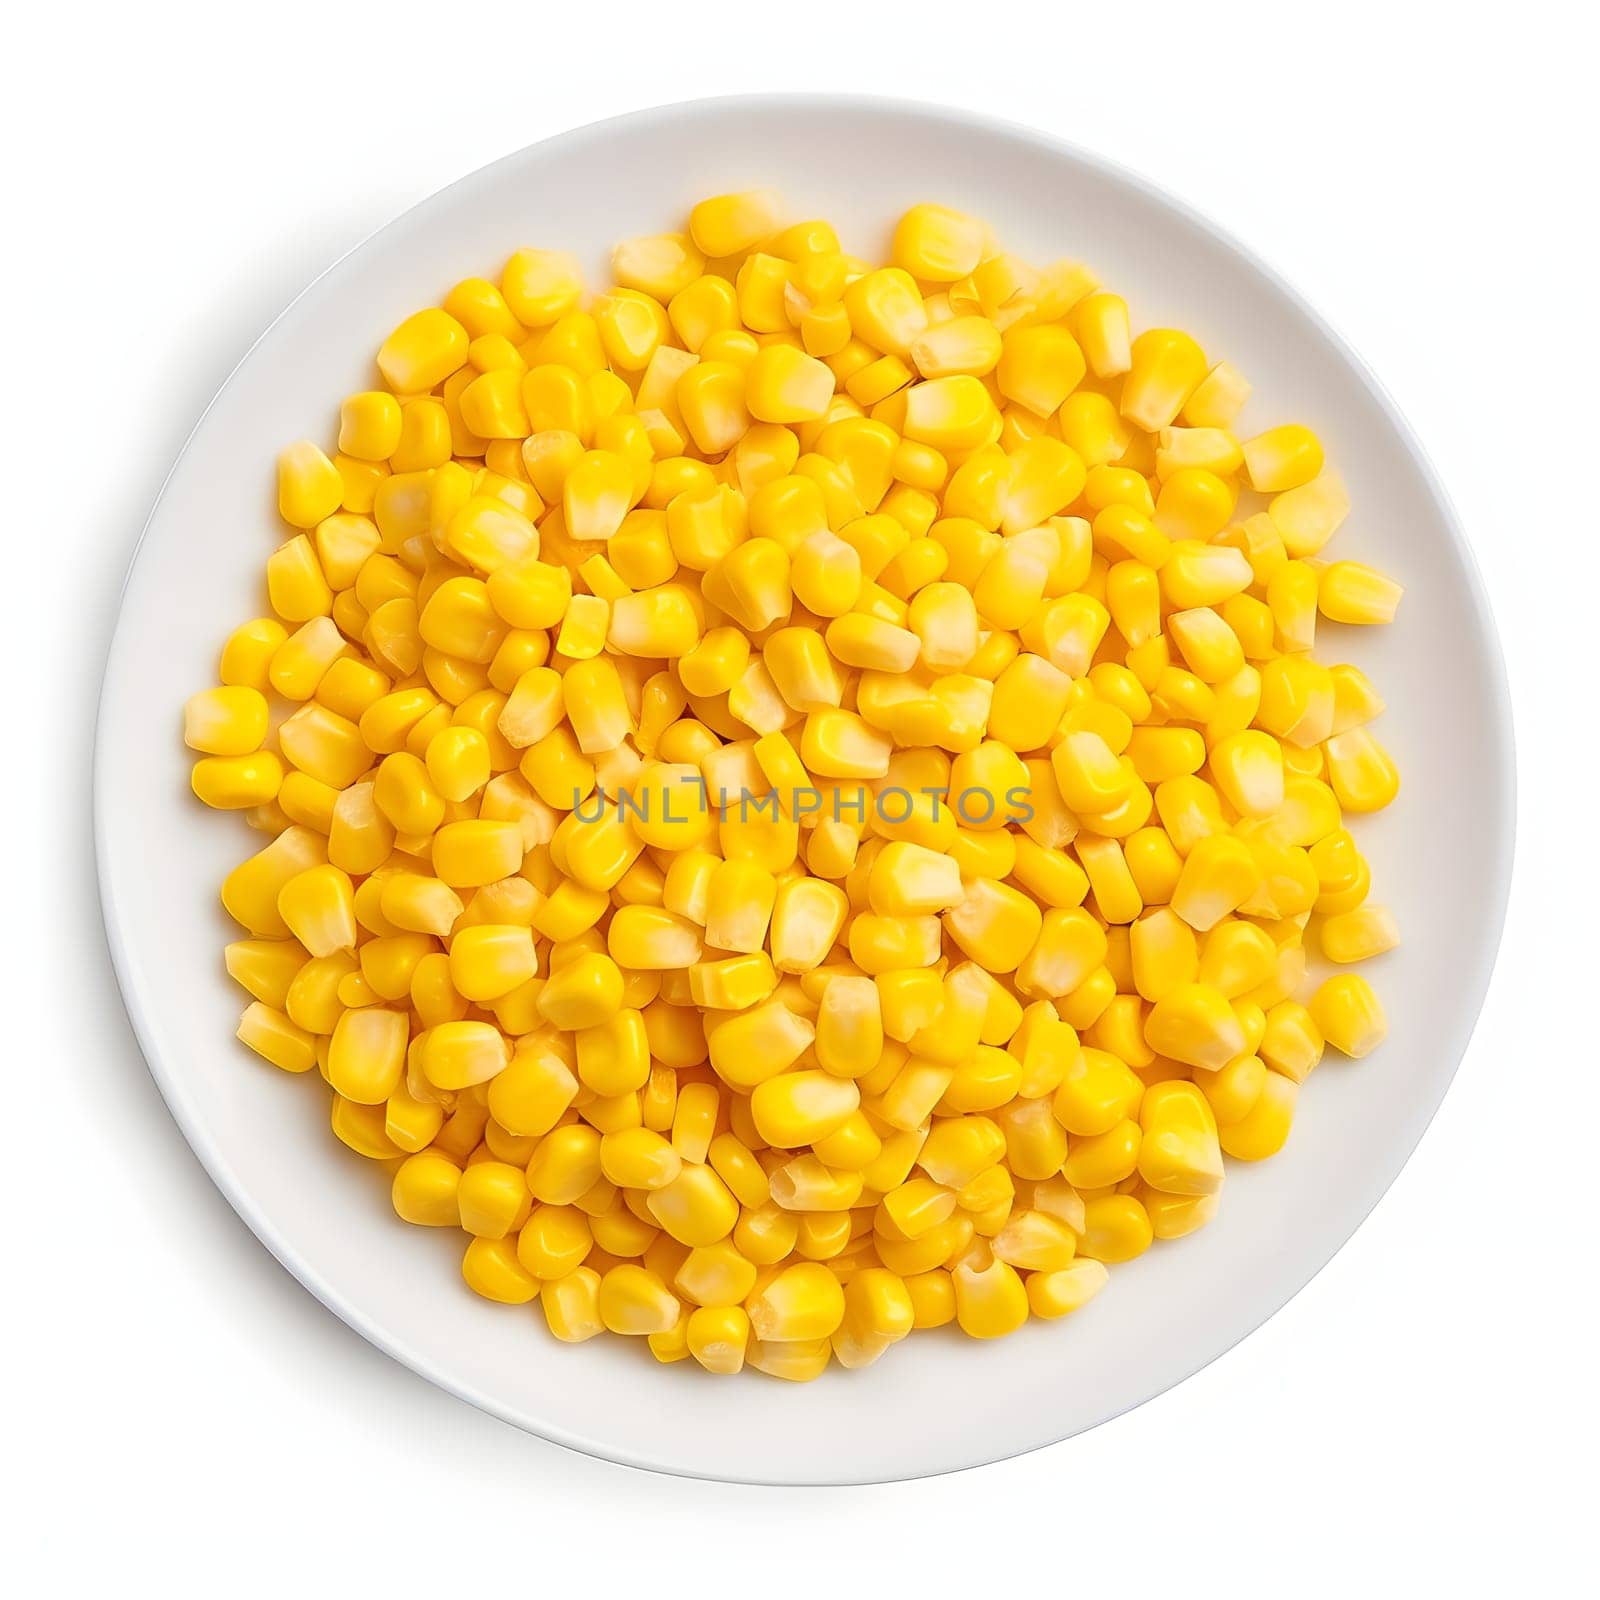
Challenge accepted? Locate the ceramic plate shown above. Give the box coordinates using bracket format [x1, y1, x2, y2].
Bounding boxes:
[95, 95, 1513, 1484]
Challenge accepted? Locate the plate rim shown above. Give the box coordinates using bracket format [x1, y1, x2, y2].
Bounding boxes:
[93, 91, 1517, 1485]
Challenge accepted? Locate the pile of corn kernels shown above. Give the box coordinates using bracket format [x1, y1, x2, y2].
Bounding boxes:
[185, 193, 1402, 1380]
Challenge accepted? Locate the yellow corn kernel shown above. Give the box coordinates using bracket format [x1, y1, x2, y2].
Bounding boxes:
[1259, 1000, 1324, 1084]
[1270, 471, 1350, 557]
[1318, 560, 1405, 625]
[1121, 329, 1207, 431]
[563, 450, 634, 545]
[418, 1020, 511, 1092]
[499, 248, 583, 328]
[992, 1208, 1078, 1272]
[889, 203, 985, 281]
[236, 1001, 317, 1073]
[486, 1045, 577, 1137]
[1078, 1194, 1154, 1263]
[1046, 1046, 1134, 1139]
[524, 1125, 602, 1207]
[457, 1160, 532, 1240]
[432, 819, 524, 888]
[266, 535, 333, 624]
[606, 905, 702, 971]
[751, 1070, 860, 1148]
[1017, 905, 1110, 1000]
[1155, 468, 1236, 542]
[787, 530, 860, 620]
[671, 360, 746, 455]
[539, 1265, 602, 1340]
[760, 629, 837, 716]
[598, 1126, 682, 1192]
[662, 274, 734, 354]
[745, 343, 836, 423]
[1176, 359, 1248, 427]
[935, 874, 1034, 971]
[1218, 1070, 1298, 1161]
[668, 484, 746, 572]
[391, 1150, 462, 1228]
[744, 1336, 829, 1382]
[1062, 1114, 1141, 1188]
[1137, 1081, 1224, 1195]
[952, 1253, 1029, 1339]
[339, 391, 403, 461]
[644, 1162, 739, 1247]
[224, 939, 308, 1013]
[219, 618, 289, 691]
[1324, 727, 1400, 813]
[1164, 601, 1248, 684]
[275, 863, 356, 958]
[1144, 982, 1246, 1071]
[273, 439, 345, 531]
[418, 727, 488, 807]
[1051, 730, 1130, 814]
[988, 654, 1072, 755]
[1207, 728, 1285, 818]
[864, 841, 961, 918]
[910, 315, 1003, 381]
[515, 1204, 593, 1281]
[706, 997, 815, 1090]
[803, 975, 877, 1079]
[184, 686, 269, 757]
[902, 1270, 955, 1329]
[1241, 424, 1324, 493]
[824, 613, 920, 674]
[449, 923, 538, 1003]
[1065, 291, 1128, 377]
[1309, 972, 1388, 1059]
[680, 1303, 749, 1374]
[1320, 904, 1400, 965]
[797, 708, 889, 780]
[329, 1095, 400, 1159]
[322, 1004, 406, 1103]
[1198, 919, 1278, 999]
[1327, 663, 1385, 737]
[996, 324, 1086, 416]
[744, 1261, 844, 1342]
[687, 189, 783, 257]
[901, 375, 998, 453]
[832, 1267, 915, 1368]
[1027, 1258, 1109, 1320]
[461, 1237, 539, 1305]
[684, 947, 771, 1011]
[377, 307, 469, 393]
[537, 951, 623, 1030]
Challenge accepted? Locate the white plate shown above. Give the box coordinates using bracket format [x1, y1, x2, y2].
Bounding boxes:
[95, 95, 1514, 1485]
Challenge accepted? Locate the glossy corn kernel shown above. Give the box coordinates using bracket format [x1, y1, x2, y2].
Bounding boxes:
[1241, 424, 1324, 493]
[1318, 561, 1405, 625]
[377, 307, 469, 393]
[746, 345, 836, 424]
[689, 190, 784, 257]
[903, 375, 998, 452]
[1309, 972, 1388, 1058]
[194, 192, 1403, 1382]
[891, 203, 987, 281]
[952, 1254, 1029, 1338]
[1324, 727, 1400, 813]
[1121, 329, 1206, 431]
[746, 1262, 846, 1342]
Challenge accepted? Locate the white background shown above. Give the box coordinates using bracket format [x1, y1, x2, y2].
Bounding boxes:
[7, 1, 1596, 1592]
